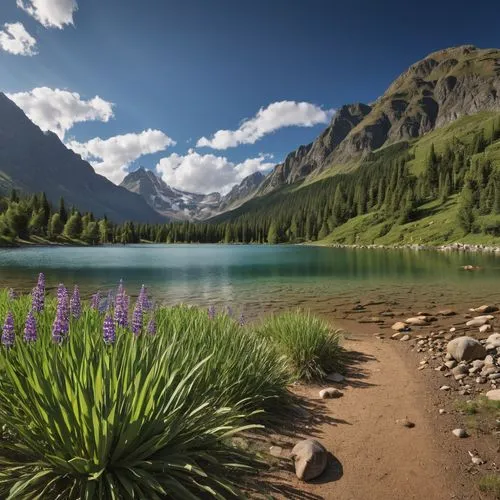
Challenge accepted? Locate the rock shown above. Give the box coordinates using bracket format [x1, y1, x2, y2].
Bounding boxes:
[439, 409, 446, 415]
[400, 334, 411, 341]
[319, 388, 343, 399]
[485, 333, 500, 350]
[449, 327, 456, 333]
[445, 360, 457, 369]
[438, 309, 457, 316]
[269, 446, 283, 457]
[440, 385, 451, 391]
[392, 321, 408, 331]
[444, 353, 454, 361]
[479, 324, 492, 334]
[481, 366, 497, 377]
[488, 373, 500, 380]
[486, 389, 500, 401]
[391, 332, 405, 340]
[291, 439, 328, 481]
[455, 374, 467, 381]
[447, 336, 486, 362]
[471, 360, 485, 370]
[471, 455, 485, 465]
[471, 305, 499, 314]
[326, 373, 345, 383]
[452, 364, 469, 376]
[484, 355, 495, 365]
[466, 318, 489, 327]
[396, 418, 415, 428]
[452, 428, 468, 438]
[476, 377, 486, 384]
[406, 316, 430, 326]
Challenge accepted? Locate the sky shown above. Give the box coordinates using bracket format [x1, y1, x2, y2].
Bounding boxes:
[0, 0, 499, 194]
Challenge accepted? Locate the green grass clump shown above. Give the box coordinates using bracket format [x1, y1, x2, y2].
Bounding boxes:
[479, 474, 500, 498]
[257, 311, 345, 381]
[0, 283, 296, 499]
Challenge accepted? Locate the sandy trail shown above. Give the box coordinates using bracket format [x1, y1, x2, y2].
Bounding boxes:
[264, 322, 478, 500]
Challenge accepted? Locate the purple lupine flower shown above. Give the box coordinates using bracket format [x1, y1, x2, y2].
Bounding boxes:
[23, 310, 37, 342]
[90, 291, 101, 311]
[1, 312, 15, 348]
[138, 285, 152, 311]
[52, 284, 69, 343]
[146, 317, 157, 335]
[114, 290, 128, 328]
[208, 305, 216, 320]
[131, 301, 143, 336]
[238, 312, 245, 327]
[103, 314, 116, 344]
[70, 286, 81, 319]
[8, 288, 16, 301]
[31, 272, 46, 312]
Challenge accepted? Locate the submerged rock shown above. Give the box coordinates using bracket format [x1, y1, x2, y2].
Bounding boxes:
[291, 439, 328, 481]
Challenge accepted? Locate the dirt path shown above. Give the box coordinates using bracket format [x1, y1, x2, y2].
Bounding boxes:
[264, 321, 479, 500]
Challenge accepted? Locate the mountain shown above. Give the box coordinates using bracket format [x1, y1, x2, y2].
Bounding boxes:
[258, 45, 500, 192]
[0, 93, 164, 223]
[212, 45, 500, 246]
[120, 168, 265, 220]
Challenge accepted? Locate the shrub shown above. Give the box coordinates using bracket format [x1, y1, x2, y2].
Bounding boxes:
[257, 311, 345, 381]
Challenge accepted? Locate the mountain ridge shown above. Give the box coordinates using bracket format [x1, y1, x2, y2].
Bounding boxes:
[0, 93, 164, 223]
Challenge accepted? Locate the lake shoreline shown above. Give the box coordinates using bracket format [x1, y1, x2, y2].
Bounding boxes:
[3, 240, 500, 254]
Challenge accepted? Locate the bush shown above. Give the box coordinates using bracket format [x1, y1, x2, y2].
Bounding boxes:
[257, 311, 345, 381]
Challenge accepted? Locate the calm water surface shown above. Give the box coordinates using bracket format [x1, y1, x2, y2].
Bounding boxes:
[0, 245, 499, 317]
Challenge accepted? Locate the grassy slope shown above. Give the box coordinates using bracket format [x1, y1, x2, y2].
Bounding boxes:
[313, 113, 500, 246]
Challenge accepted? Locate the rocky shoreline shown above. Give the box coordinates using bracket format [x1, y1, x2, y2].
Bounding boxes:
[317, 242, 500, 253]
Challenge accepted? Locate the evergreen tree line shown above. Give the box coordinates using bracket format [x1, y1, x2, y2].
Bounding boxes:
[2, 118, 500, 245]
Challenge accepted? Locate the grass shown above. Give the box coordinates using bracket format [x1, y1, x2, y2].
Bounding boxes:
[256, 310, 345, 381]
[0, 277, 345, 498]
[455, 396, 500, 436]
[479, 474, 500, 498]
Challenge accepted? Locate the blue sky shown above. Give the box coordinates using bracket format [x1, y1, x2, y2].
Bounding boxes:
[0, 0, 499, 193]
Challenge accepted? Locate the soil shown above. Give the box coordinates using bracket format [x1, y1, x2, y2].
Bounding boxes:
[257, 306, 500, 500]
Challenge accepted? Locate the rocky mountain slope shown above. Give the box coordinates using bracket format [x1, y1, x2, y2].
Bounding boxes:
[258, 45, 500, 192]
[120, 168, 264, 220]
[0, 93, 164, 223]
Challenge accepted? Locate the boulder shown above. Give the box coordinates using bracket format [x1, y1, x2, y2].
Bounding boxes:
[486, 389, 500, 401]
[291, 439, 328, 481]
[392, 321, 408, 331]
[446, 336, 486, 362]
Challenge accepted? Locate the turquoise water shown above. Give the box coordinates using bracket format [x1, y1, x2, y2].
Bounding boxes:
[0, 245, 499, 316]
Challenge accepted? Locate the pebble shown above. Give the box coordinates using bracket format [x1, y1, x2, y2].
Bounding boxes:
[440, 385, 451, 391]
[400, 334, 411, 341]
[396, 418, 415, 428]
[452, 428, 468, 438]
[439, 409, 446, 415]
[269, 446, 283, 457]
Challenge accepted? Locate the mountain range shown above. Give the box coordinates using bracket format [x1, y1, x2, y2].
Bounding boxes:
[1, 45, 499, 234]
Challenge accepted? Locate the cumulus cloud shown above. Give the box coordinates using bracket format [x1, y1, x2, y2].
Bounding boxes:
[197, 100, 334, 150]
[0, 22, 37, 56]
[68, 130, 176, 185]
[156, 149, 274, 194]
[7, 87, 114, 140]
[17, 0, 78, 29]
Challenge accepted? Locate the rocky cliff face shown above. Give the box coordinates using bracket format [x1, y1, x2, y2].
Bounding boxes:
[259, 45, 500, 191]
[0, 93, 164, 223]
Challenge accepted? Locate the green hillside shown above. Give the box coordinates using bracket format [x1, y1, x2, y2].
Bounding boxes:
[210, 112, 500, 246]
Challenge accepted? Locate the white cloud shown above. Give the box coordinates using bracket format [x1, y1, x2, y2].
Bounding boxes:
[7, 87, 114, 140]
[0, 22, 37, 56]
[17, 0, 78, 29]
[197, 100, 334, 150]
[68, 130, 176, 185]
[156, 149, 274, 194]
